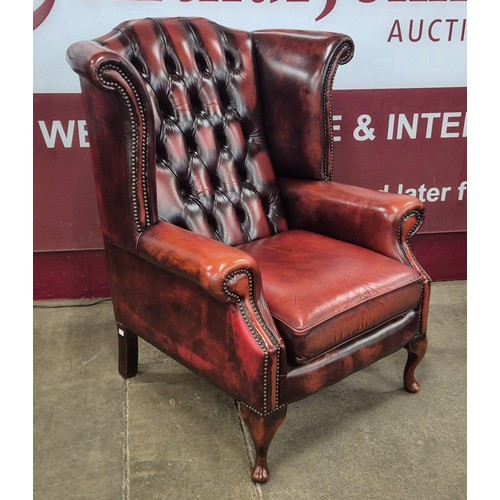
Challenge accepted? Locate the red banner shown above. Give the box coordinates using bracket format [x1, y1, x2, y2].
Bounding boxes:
[34, 93, 101, 251]
[333, 87, 466, 233]
[33, 87, 466, 251]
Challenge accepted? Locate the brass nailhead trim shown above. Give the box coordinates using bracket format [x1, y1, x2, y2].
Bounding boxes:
[98, 63, 152, 232]
[223, 269, 281, 415]
[398, 210, 431, 337]
[323, 41, 353, 181]
[238, 401, 287, 417]
[398, 210, 430, 280]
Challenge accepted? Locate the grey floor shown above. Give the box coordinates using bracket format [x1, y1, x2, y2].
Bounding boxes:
[34, 281, 466, 500]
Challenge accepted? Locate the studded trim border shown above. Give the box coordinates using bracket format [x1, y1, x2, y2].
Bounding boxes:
[223, 269, 282, 415]
[322, 41, 354, 181]
[410, 331, 427, 343]
[398, 210, 431, 339]
[398, 210, 430, 280]
[97, 63, 152, 233]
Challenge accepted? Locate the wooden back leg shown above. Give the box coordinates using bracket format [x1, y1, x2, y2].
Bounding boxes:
[117, 326, 138, 379]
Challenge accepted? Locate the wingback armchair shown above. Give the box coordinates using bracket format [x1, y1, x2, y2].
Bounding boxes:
[67, 17, 430, 483]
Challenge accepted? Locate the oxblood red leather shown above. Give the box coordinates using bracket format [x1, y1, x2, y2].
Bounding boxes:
[67, 17, 430, 483]
[137, 220, 261, 303]
[239, 230, 422, 364]
[254, 30, 354, 180]
[278, 178, 426, 262]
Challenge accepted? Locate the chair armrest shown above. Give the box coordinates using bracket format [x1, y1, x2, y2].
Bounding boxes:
[279, 178, 426, 264]
[253, 29, 354, 180]
[137, 221, 262, 304]
[134, 222, 287, 414]
[108, 232, 286, 415]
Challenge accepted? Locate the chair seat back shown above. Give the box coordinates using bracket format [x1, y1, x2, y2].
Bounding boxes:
[96, 17, 287, 245]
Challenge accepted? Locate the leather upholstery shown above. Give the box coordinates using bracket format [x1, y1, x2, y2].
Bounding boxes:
[105, 240, 284, 413]
[239, 230, 422, 363]
[95, 17, 287, 246]
[279, 178, 431, 339]
[285, 310, 419, 404]
[67, 17, 431, 482]
[278, 178, 426, 262]
[254, 30, 354, 180]
[67, 14, 430, 410]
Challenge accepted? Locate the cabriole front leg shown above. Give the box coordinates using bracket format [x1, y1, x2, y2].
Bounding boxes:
[117, 325, 138, 379]
[239, 404, 287, 483]
[404, 334, 428, 393]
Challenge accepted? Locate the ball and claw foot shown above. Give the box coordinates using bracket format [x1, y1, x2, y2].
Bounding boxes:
[404, 334, 428, 393]
[239, 404, 287, 484]
[251, 459, 270, 484]
[405, 379, 421, 394]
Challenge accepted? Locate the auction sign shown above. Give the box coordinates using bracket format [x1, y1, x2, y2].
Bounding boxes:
[34, 0, 466, 252]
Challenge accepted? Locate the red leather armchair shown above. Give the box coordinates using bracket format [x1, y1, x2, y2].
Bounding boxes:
[67, 17, 430, 483]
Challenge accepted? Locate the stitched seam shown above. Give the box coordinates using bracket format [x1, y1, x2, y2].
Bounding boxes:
[294, 309, 418, 364]
[223, 269, 281, 414]
[98, 63, 152, 232]
[270, 274, 423, 335]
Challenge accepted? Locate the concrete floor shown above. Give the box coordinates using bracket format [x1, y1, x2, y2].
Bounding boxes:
[34, 281, 466, 499]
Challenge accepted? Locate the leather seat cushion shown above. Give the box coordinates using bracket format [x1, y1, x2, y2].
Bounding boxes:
[238, 230, 423, 364]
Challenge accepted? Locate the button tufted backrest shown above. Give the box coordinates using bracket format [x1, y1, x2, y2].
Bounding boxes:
[94, 17, 287, 246]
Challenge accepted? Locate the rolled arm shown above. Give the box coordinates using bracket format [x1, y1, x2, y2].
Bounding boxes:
[279, 178, 426, 265]
[137, 221, 264, 304]
[67, 33, 149, 94]
[108, 228, 285, 415]
[67, 40, 123, 89]
[136, 221, 286, 413]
